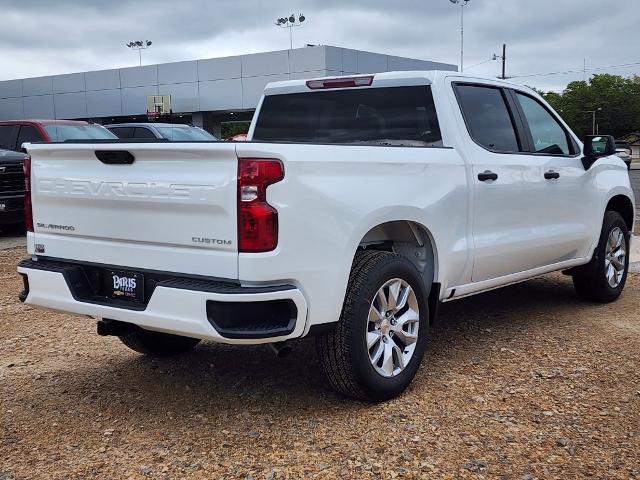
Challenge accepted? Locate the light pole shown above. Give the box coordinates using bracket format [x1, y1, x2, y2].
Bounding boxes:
[449, 0, 470, 72]
[586, 107, 602, 135]
[275, 14, 306, 50]
[126, 40, 152, 66]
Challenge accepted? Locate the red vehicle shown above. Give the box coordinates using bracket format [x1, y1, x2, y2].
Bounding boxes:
[0, 119, 116, 153]
[228, 133, 248, 142]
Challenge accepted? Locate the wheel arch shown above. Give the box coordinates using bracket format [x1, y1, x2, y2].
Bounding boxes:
[356, 220, 439, 316]
[606, 194, 634, 231]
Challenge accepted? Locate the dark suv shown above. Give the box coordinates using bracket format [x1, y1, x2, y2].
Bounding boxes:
[0, 120, 116, 153]
[0, 149, 28, 227]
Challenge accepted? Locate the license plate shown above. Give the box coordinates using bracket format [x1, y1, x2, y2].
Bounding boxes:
[104, 270, 144, 302]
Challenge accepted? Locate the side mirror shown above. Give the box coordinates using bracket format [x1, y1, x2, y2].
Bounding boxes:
[582, 135, 616, 169]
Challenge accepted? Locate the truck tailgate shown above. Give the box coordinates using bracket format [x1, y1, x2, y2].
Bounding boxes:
[27, 142, 239, 279]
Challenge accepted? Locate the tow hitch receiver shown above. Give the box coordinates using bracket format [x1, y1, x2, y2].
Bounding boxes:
[97, 319, 137, 337]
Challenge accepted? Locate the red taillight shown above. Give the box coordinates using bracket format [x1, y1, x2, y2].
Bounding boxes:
[306, 75, 374, 90]
[23, 155, 33, 232]
[237, 158, 284, 252]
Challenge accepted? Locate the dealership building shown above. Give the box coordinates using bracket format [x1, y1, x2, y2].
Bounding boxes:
[0, 45, 456, 137]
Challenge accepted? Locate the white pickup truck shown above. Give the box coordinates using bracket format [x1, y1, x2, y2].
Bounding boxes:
[18, 71, 634, 402]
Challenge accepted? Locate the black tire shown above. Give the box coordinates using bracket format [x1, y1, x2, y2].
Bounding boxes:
[572, 211, 630, 303]
[118, 328, 200, 356]
[316, 250, 429, 402]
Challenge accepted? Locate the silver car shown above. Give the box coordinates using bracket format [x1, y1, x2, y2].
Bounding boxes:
[615, 140, 632, 170]
[105, 123, 217, 141]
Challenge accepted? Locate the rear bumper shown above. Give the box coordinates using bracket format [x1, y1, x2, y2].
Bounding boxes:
[18, 258, 308, 345]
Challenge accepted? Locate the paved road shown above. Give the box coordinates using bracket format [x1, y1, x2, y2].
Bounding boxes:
[630, 169, 640, 223]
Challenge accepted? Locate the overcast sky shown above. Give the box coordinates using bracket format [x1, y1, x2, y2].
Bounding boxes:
[0, 0, 638, 92]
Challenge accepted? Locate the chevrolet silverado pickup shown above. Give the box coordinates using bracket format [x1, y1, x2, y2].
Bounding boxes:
[17, 71, 635, 402]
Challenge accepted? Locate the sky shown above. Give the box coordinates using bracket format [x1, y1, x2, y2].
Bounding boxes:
[0, 0, 638, 92]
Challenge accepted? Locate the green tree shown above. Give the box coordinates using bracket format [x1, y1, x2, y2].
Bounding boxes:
[540, 74, 640, 139]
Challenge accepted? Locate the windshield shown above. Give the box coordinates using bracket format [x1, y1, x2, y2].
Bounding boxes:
[252, 85, 442, 146]
[156, 126, 217, 141]
[44, 124, 117, 142]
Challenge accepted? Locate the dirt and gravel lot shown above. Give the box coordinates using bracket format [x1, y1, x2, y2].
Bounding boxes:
[1, 246, 639, 480]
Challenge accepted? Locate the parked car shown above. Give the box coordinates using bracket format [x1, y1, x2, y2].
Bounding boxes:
[0, 120, 116, 153]
[18, 71, 634, 402]
[615, 140, 632, 170]
[105, 123, 217, 141]
[0, 149, 28, 228]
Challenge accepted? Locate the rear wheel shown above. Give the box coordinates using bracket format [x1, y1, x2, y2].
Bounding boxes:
[316, 250, 429, 402]
[118, 328, 201, 356]
[572, 211, 629, 303]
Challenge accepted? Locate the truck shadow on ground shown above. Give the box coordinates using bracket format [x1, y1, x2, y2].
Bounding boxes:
[0, 226, 26, 250]
[23, 274, 599, 420]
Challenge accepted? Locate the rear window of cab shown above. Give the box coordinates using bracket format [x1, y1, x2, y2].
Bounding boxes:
[253, 86, 442, 147]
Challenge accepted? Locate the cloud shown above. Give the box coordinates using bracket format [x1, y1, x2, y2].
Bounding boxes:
[0, 0, 637, 91]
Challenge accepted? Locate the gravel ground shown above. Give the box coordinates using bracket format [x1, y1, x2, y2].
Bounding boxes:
[1, 246, 639, 480]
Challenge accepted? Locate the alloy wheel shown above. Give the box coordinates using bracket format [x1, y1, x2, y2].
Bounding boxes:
[367, 278, 420, 378]
[604, 227, 626, 288]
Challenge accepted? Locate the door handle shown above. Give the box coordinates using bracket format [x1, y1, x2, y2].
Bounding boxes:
[544, 170, 560, 180]
[477, 170, 498, 182]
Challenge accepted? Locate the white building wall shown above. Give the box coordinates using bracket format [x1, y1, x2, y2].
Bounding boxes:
[0, 46, 457, 120]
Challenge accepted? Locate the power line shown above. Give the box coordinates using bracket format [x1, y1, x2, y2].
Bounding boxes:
[465, 58, 495, 70]
[509, 61, 640, 79]
[465, 45, 507, 78]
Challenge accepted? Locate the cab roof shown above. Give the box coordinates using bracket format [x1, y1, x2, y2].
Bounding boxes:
[262, 70, 528, 96]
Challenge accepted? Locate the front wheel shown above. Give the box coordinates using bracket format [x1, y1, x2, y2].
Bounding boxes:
[572, 211, 630, 303]
[316, 250, 429, 402]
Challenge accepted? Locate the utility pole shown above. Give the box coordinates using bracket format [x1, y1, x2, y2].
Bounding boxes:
[491, 44, 506, 79]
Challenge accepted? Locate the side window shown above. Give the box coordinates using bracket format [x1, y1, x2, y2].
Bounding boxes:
[0, 125, 14, 149]
[455, 84, 520, 153]
[515, 93, 571, 155]
[16, 125, 43, 150]
[109, 127, 134, 138]
[133, 127, 156, 139]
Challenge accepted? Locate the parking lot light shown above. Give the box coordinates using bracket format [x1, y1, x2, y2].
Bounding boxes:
[126, 40, 153, 67]
[586, 107, 603, 135]
[449, 0, 471, 72]
[275, 14, 306, 50]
